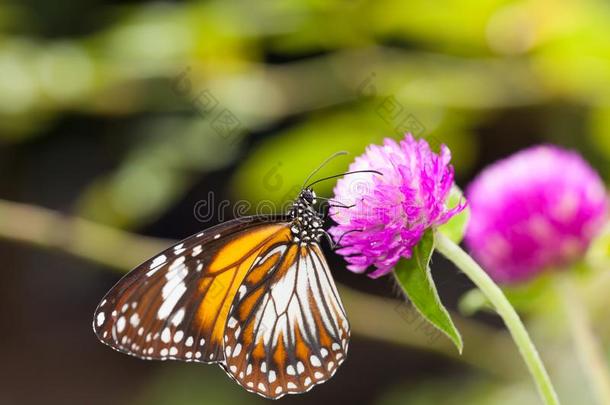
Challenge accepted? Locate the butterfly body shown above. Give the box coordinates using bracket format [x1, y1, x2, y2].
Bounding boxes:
[288, 189, 326, 245]
[93, 188, 349, 399]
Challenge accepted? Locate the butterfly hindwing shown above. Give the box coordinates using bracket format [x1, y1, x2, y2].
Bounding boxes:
[223, 243, 350, 399]
[93, 216, 291, 364]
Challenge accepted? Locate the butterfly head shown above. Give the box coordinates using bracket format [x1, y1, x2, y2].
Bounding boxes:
[300, 188, 317, 205]
[289, 188, 324, 245]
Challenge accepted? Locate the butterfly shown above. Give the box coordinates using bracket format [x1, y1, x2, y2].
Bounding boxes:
[92, 153, 380, 399]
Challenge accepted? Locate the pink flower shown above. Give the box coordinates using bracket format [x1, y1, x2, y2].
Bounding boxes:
[465, 145, 608, 283]
[329, 134, 465, 278]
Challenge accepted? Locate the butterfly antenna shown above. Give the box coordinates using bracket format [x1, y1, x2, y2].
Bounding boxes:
[301, 151, 349, 190]
[306, 170, 382, 189]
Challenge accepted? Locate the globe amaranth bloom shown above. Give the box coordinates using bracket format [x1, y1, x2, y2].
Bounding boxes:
[465, 145, 608, 283]
[329, 134, 465, 278]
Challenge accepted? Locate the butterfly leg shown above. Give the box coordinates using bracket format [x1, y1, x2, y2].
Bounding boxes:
[322, 230, 336, 249]
[317, 201, 356, 220]
[315, 196, 355, 209]
[332, 228, 364, 250]
[329, 203, 356, 209]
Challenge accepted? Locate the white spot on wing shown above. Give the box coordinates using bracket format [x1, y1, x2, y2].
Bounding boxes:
[270, 263, 297, 313]
[150, 255, 167, 269]
[171, 308, 185, 326]
[157, 258, 188, 320]
[192, 245, 203, 257]
[238, 285, 247, 299]
[116, 316, 126, 333]
[129, 313, 140, 327]
[161, 327, 171, 343]
[158, 282, 186, 320]
[96, 312, 105, 327]
[233, 343, 242, 357]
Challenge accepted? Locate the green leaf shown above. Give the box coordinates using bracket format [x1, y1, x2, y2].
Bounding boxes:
[438, 185, 470, 244]
[393, 229, 463, 353]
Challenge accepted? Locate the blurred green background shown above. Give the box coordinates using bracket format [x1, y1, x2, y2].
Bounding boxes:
[0, 0, 609, 404]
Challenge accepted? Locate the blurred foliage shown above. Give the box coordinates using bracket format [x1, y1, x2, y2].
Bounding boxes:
[134, 365, 267, 405]
[458, 273, 557, 316]
[588, 216, 610, 266]
[231, 107, 386, 205]
[77, 117, 241, 227]
[377, 348, 596, 405]
[0, 0, 609, 228]
[460, 223, 610, 318]
[377, 377, 540, 405]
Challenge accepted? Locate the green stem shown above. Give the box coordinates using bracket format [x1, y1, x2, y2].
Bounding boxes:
[434, 231, 560, 405]
[556, 273, 610, 405]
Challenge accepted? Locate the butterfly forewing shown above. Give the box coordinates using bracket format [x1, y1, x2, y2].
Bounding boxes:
[93, 217, 291, 364]
[223, 243, 349, 399]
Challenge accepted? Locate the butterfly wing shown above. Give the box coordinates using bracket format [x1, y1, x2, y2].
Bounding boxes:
[223, 243, 350, 399]
[93, 216, 292, 364]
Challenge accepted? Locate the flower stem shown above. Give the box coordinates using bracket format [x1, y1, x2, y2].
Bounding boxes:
[434, 231, 560, 405]
[556, 273, 610, 405]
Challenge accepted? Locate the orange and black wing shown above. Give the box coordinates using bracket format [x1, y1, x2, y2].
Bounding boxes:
[222, 243, 350, 399]
[93, 216, 292, 364]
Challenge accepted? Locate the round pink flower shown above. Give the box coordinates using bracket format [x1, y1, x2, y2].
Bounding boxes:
[329, 134, 465, 278]
[465, 145, 608, 283]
